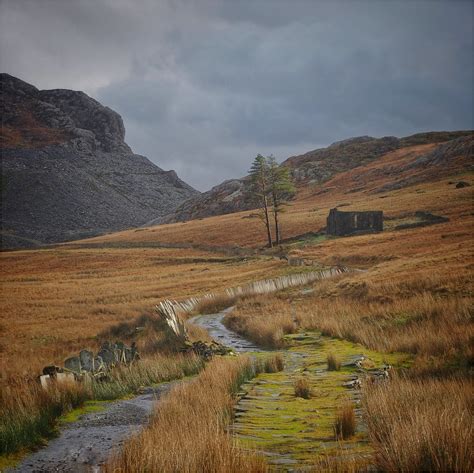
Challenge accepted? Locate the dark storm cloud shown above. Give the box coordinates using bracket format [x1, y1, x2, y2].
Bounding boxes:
[1, 0, 472, 190]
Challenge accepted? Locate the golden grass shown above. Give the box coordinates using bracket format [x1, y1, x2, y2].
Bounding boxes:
[106, 356, 268, 473]
[0, 353, 203, 455]
[226, 272, 473, 372]
[223, 268, 473, 471]
[294, 377, 312, 399]
[191, 293, 238, 315]
[2, 142, 472, 468]
[334, 402, 356, 440]
[262, 353, 284, 373]
[327, 352, 341, 371]
[363, 375, 473, 472]
[0, 247, 283, 384]
[224, 295, 296, 348]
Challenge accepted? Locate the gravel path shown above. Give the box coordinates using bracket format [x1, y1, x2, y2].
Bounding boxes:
[13, 383, 177, 473]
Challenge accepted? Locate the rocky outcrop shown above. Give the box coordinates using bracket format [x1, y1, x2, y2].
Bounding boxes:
[162, 131, 472, 223]
[157, 178, 256, 224]
[283, 131, 472, 184]
[1, 73, 198, 248]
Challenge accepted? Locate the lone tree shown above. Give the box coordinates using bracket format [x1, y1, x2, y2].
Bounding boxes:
[249, 154, 273, 247]
[249, 154, 295, 247]
[267, 155, 295, 245]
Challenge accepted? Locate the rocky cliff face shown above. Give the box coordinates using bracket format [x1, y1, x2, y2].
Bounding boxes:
[162, 130, 472, 223]
[1, 73, 198, 248]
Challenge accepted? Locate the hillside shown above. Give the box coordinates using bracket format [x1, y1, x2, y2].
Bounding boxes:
[162, 131, 472, 223]
[0, 73, 198, 248]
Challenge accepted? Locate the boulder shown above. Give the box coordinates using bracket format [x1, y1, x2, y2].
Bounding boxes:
[79, 349, 94, 372]
[64, 356, 81, 373]
[56, 372, 76, 385]
[98, 342, 116, 367]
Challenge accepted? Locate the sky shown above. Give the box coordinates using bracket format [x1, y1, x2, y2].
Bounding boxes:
[1, 0, 472, 191]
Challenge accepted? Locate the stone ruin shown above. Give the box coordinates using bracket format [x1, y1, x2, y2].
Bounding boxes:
[40, 341, 139, 389]
[327, 208, 383, 236]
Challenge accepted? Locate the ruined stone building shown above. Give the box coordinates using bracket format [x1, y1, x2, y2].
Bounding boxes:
[327, 208, 383, 236]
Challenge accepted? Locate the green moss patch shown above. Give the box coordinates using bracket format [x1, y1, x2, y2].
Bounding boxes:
[232, 331, 410, 469]
[59, 400, 110, 424]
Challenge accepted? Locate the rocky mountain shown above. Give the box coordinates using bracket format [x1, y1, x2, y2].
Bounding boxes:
[0, 73, 198, 248]
[162, 130, 472, 223]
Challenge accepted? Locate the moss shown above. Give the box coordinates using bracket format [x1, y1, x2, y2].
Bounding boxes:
[59, 400, 109, 424]
[232, 331, 411, 468]
[0, 450, 28, 471]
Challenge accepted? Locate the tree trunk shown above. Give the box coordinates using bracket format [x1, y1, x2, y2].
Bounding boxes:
[271, 191, 280, 245]
[263, 194, 273, 248]
[274, 207, 280, 245]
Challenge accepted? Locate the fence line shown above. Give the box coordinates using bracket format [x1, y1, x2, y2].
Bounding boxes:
[156, 266, 349, 339]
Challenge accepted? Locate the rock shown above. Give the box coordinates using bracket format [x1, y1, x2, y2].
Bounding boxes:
[79, 349, 94, 372]
[456, 181, 471, 188]
[56, 372, 76, 385]
[98, 343, 116, 368]
[42, 365, 63, 377]
[64, 356, 81, 373]
[39, 374, 52, 389]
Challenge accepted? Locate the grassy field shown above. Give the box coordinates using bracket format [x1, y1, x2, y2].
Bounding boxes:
[0, 247, 285, 383]
[1, 141, 472, 469]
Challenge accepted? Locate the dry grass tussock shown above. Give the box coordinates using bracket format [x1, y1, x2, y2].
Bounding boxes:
[334, 402, 356, 440]
[228, 272, 473, 370]
[294, 377, 312, 399]
[261, 353, 284, 373]
[0, 354, 203, 455]
[224, 295, 297, 348]
[191, 293, 238, 315]
[363, 375, 473, 472]
[327, 352, 341, 371]
[106, 356, 268, 473]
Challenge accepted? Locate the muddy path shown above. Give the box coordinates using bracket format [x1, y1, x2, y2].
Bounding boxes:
[189, 307, 262, 353]
[12, 382, 179, 473]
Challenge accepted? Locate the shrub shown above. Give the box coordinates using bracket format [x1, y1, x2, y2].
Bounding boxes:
[334, 402, 356, 440]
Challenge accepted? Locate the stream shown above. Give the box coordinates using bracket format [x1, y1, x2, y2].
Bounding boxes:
[189, 307, 262, 353]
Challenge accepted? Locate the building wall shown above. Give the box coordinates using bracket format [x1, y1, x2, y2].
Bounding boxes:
[327, 208, 383, 236]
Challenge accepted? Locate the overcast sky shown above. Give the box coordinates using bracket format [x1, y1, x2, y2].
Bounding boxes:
[1, 0, 472, 191]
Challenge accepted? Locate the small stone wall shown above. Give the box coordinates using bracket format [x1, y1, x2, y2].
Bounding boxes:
[40, 341, 139, 389]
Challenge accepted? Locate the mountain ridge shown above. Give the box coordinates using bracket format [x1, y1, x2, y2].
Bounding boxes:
[160, 130, 472, 224]
[0, 73, 198, 248]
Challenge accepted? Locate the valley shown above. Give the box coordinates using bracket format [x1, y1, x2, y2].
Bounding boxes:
[1, 71, 472, 473]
